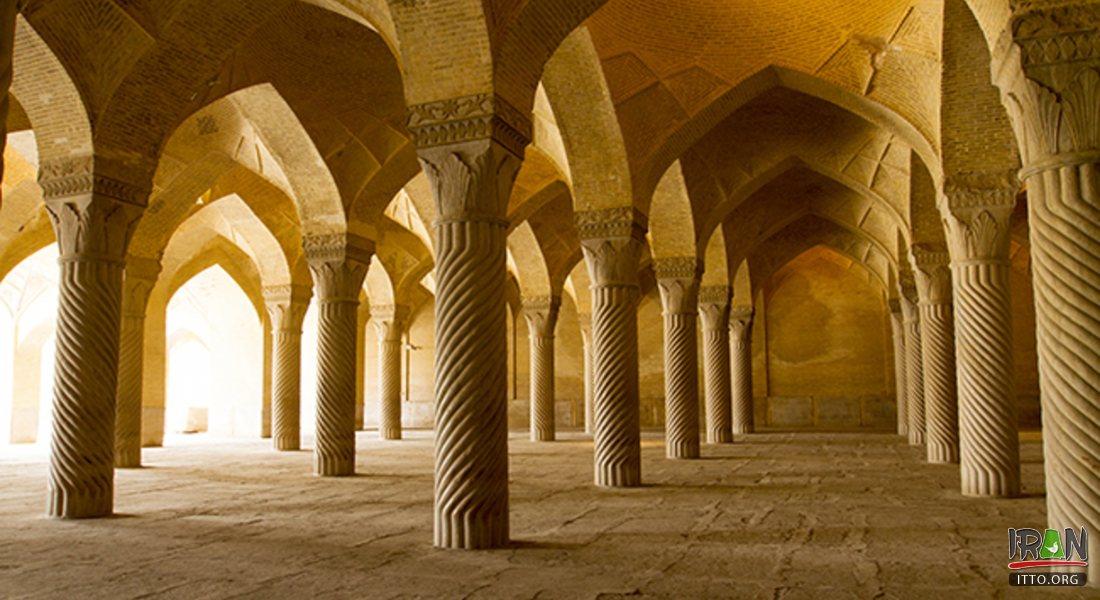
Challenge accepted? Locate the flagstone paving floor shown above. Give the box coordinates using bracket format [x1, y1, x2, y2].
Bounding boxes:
[0, 430, 1089, 599]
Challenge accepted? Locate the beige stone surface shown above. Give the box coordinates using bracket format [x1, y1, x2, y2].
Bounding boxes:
[1, 430, 1087, 599]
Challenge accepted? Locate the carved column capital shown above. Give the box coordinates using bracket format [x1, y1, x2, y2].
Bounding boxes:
[577, 208, 647, 288]
[941, 171, 1018, 262]
[998, 6, 1100, 171]
[655, 257, 703, 315]
[729, 306, 754, 342]
[522, 295, 561, 338]
[406, 93, 531, 160]
[304, 234, 373, 303]
[370, 303, 410, 342]
[417, 139, 522, 224]
[698, 286, 732, 331]
[909, 245, 953, 305]
[263, 284, 312, 332]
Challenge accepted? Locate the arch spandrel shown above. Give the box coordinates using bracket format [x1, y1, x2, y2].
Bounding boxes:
[700, 227, 730, 288]
[648, 160, 696, 259]
[507, 221, 553, 299]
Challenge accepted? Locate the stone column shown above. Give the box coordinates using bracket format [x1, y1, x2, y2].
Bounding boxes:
[655, 258, 702, 458]
[305, 236, 371, 476]
[0, 0, 16, 201]
[39, 156, 147, 518]
[578, 313, 593, 435]
[729, 306, 755, 434]
[114, 258, 160, 468]
[523, 296, 560, 442]
[577, 208, 646, 487]
[698, 286, 732, 444]
[355, 303, 370, 430]
[995, 17, 1100, 579]
[887, 299, 908, 437]
[911, 246, 958, 464]
[411, 96, 527, 548]
[371, 304, 408, 440]
[898, 285, 924, 446]
[263, 285, 310, 451]
[940, 177, 1022, 496]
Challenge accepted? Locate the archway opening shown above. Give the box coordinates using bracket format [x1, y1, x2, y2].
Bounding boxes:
[165, 266, 263, 439]
[0, 244, 58, 447]
[755, 245, 895, 432]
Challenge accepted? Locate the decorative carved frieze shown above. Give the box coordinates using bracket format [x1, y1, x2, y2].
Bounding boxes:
[407, 93, 531, 159]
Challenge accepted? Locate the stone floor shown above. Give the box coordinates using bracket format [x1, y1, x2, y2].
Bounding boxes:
[0, 430, 1089, 599]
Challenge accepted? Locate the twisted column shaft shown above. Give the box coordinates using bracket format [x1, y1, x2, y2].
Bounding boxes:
[265, 286, 309, 452]
[729, 307, 755, 435]
[579, 315, 593, 435]
[372, 305, 408, 440]
[40, 159, 147, 519]
[578, 208, 646, 487]
[699, 288, 732, 444]
[523, 297, 560, 442]
[991, 15, 1100, 580]
[418, 140, 520, 549]
[656, 259, 702, 459]
[306, 238, 370, 476]
[900, 297, 925, 446]
[0, 1, 14, 203]
[911, 246, 958, 464]
[941, 183, 1022, 497]
[888, 302, 908, 437]
[115, 312, 144, 467]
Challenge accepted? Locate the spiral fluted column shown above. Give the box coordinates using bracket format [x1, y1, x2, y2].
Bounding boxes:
[911, 247, 958, 464]
[655, 258, 702, 459]
[371, 304, 409, 440]
[306, 237, 371, 476]
[39, 156, 148, 518]
[992, 13, 1100, 581]
[523, 296, 560, 442]
[898, 288, 925, 447]
[264, 285, 310, 451]
[699, 287, 732, 444]
[114, 259, 159, 468]
[577, 208, 646, 487]
[729, 307, 755, 435]
[578, 314, 593, 435]
[887, 300, 908, 437]
[940, 179, 1023, 497]
[416, 131, 523, 549]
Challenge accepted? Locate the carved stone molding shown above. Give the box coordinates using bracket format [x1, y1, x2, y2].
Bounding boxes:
[909, 245, 953, 305]
[38, 156, 153, 207]
[698, 285, 731, 307]
[407, 93, 532, 159]
[575, 207, 648, 241]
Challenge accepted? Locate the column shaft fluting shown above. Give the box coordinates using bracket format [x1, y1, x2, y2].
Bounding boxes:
[306, 239, 370, 476]
[523, 297, 560, 442]
[115, 312, 144, 467]
[656, 259, 701, 459]
[729, 308, 755, 435]
[417, 139, 521, 549]
[579, 315, 593, 435]
[265, 286, 309, 452]
[888, 302, 908, 437]
[372, 305, 408, 441]
[578, 208, 645, 487]
[900, 298, 925, 446]
[699, 287, 732, 444]
[0, 0, 14, 192]
[919, 302, 958, 463]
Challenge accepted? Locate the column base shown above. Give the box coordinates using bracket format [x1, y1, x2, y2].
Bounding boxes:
[926, 444, 958, 464]
[531, 429, 555, 442]
[961, 467, 1019, 498]
[314, 453, 354, 476]
[732, 425, 753, 435]
[666, 440, 700, 459]
[274, 435, 300, 451]
[47, 486, 113, 519]
[595, 463, 641, 487]
[434, 511, 509, 550]
[115, 447, 141, 469]
[380, 428, 401, 440]
[707, 430, 734, 444]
